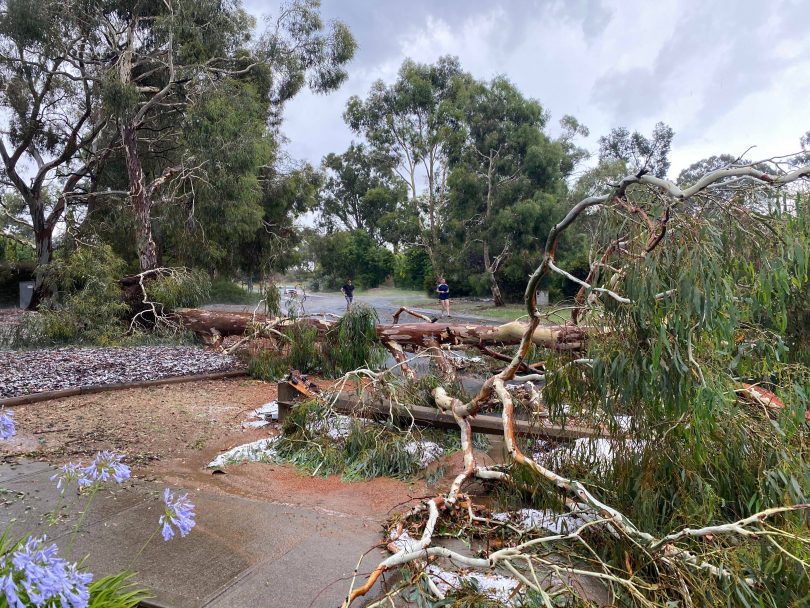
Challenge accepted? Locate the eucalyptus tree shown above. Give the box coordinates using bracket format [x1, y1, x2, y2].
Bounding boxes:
[348, 154, 810, 608]
[0, 0, 114, 306]
[598, 121, 674, 178]
[445, 75, 567, 305]
[344, 56, 462, 274]
[233, 160, 323, 282]
[99, 0, 355, 271]
[317, 143, 407, 244]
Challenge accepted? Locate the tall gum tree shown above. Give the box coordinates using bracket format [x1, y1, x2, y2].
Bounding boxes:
[445, 75, 570, 305]
[344, 56, 462, 275]
[0, 0, 113, 307]
[317, 143, 407, 245]
[101, 0, 355, 271]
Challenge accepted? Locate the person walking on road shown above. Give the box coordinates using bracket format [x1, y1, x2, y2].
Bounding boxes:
[341, 279, 355, 311]
[436, 276, 450, 318]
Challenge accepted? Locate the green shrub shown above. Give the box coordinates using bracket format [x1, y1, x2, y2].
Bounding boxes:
[205, 277, 252, 304]
[321, 304, 386, 376]
[246, 305, 386, 381]
[9, 244, 132, 346]
[147, 269, 210, 309]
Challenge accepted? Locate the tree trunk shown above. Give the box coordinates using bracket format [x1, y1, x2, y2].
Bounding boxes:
[122, 125, 158, 271]
[27, 199, 53, 310]
[481, 153, 504, 306]
[29, 225, 53, 310]
[173, 308, 586, 351]
[482, 241, 504, 307]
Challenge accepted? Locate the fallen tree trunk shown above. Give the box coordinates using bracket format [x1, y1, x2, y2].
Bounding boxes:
[174, 308, 586, 351]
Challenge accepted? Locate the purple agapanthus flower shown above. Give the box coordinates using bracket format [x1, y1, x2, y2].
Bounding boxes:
[80, 450, 131, 487]
[159, 488, 196, 541]
[6, 536, 92, 608]
[0, 410, 15, 440]
[0, 572, 23, 608]
[50, 463, 87, 494]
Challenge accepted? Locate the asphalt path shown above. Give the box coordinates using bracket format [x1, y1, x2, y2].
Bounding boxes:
[209, 289, 500, 325]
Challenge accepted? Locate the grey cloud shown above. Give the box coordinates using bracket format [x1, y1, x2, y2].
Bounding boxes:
[590, 0, 810, 143]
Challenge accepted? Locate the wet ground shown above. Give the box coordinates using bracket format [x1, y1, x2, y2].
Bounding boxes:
[0, 293, 537, 605]
[209, 289, 501, 325]
[0, 378, 426, 606]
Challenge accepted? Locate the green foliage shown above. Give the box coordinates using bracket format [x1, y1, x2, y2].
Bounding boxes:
[274, 399, 464, 481]
[247, 305, 386, 381]
[163, 79, 271, 273]
[88, 572, 152, 608]
[312, 230, 394, 288]
[247, 349, 290, 382]
[205, 278, 252, 305]
[146, 270, 210, 310]
[598, 121, 674, 178]
[247, 321, 322, 381]
[262, 280, 281, 316]
[394, 247, 434, 292]
[321, 304, 387, 376]
[11, 245, 131, 346]
[318, 143, 407, 239]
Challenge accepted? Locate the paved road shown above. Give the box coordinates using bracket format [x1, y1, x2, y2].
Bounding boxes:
[211, 290, 499, 325]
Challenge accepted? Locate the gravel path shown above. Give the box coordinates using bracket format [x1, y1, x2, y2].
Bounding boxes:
[0, 345, 240, 398]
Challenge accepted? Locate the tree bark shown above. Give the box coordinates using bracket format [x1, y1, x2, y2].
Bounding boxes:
[122, 124, 159, 272]
[173, 307, 585, 351]
[28, 206, 53, 310]
[482, 241, 504, 307]
[481, 151, 505, 306]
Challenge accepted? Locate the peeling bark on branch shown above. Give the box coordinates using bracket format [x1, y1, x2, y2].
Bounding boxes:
[173, 307, 587, 351]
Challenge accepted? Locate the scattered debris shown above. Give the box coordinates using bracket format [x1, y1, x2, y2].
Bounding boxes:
[241, 401, 279, 428]
[492, 508, 593, 534]
[426, 564, 521, 605]
[403, 440, 444, 467]
[0, 346, 239, 398]
[207, 437, 280, 468]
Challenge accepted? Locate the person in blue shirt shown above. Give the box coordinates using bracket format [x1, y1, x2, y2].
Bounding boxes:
[436, 277, 450, 318]
[341, 279, 354, 311]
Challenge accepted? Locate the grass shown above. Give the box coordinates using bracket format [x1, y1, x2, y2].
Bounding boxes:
[353, 286, 434, 306]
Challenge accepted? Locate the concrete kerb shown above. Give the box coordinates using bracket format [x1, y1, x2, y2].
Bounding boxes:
[0, 369, 249, 407]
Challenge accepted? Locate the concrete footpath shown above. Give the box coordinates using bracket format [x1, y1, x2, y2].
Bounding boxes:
[0, 460, 387, 607]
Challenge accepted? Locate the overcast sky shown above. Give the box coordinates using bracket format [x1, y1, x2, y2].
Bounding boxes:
[243, 0, 810, 178]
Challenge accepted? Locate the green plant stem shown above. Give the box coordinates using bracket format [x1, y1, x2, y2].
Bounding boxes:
[128, 526, 160, 570]
[67, 487, 97, 557]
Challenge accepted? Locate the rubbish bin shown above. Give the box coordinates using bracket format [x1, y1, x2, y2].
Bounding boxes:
[19, 281, 34, 309]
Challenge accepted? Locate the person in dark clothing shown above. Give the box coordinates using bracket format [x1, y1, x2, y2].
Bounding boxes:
[436, 277, 450, 317]
[341, 279, 354, 311]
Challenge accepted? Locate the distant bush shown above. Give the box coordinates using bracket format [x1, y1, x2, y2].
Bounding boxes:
[394, 246, 433, 292]
[313, 230, 394, 288]
[206, 278, 253, 304]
